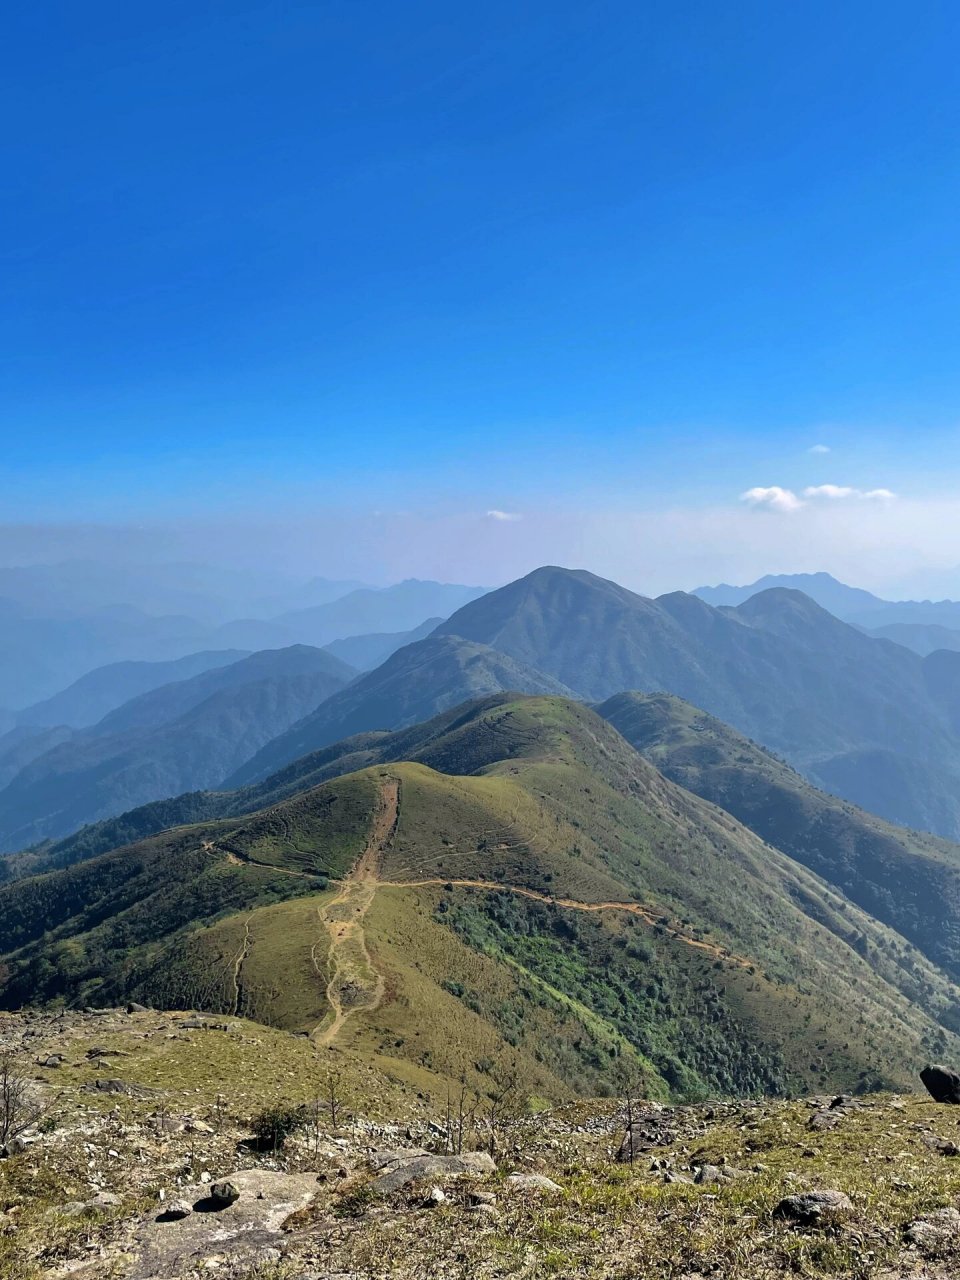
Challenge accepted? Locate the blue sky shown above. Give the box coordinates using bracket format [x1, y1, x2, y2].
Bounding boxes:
[3, 1, 960, 590]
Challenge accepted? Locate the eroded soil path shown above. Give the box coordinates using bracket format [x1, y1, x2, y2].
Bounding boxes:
[312, 778, 400, 1045]
[231, 914, 254, 1017]
[378, 878, 748, 965]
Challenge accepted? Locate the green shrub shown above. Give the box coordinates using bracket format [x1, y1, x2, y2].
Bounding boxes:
[250, 1101, 308, 1149]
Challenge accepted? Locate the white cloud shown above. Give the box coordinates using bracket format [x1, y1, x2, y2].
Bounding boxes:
[809, 444, 831, 454]
[486, 509, 522, 522]
[803, 485, 896, 501]
[804, 484, 854, 499]
[739, 483, 896, 515]
[739, 486, 804, 513]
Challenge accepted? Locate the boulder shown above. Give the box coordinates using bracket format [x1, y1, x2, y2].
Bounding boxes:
[131, 1169, 319, 1279]
[367, 1146, 428, 1171]
[52, 1191, 120, 1218]
[921, 1132, 960, 1156]
[157, 1199, 193, 1222]
[906, 1206, 960, 1251]
[504, 1173, 562, 1193]
[773, 1189, 853, 1225]
[86, 1078, 154, 1097]
[921, 1064, 960, 1104]
[369, 1150, 495, 1194]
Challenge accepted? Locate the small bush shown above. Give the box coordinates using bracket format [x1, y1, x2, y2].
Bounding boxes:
[250, 1101, 308, 1150]
[1, 1049, 44, 1149]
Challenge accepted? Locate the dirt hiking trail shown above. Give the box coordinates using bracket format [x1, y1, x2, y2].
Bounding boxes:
[312, 778, 400, 1045]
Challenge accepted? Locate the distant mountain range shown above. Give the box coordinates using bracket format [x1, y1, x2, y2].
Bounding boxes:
[694, 571, 960, 636]
[0, 570, 487, 706]
[231, 565, 960, 838]
[14, 649, 249, 729]
[0, 646, 355, 851]
[8, 563, 960, 850]
[323, 617, 443, 670]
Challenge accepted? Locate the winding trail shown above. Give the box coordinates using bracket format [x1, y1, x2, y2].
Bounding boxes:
[377, 878, 746, 965]
[311, 778, 400, 1045]
[231, 915, 254, 1017]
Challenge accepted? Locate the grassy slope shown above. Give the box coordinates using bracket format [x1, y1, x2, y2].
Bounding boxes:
[599, 690, 960, 986]
[3, 697, 960, 1102]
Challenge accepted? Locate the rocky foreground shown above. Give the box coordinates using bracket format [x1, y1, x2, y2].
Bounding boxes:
[4, 1010, 960, 1278]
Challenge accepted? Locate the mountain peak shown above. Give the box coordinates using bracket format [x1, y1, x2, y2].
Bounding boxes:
[733, 587, 851, 634]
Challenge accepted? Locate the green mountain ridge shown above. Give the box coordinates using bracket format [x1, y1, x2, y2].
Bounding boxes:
[9, 564, 960, 849]
[2, 696, 959, 1103]
[424, 566, 960, 837]
[598, 691, 960, 984]
[224, 634, 576, 787]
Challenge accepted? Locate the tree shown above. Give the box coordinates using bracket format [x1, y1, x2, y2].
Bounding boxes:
[445, 1069, 479, 1155]
[616, 1060, 647, 1166]
[483, 1057, 523, 1157]
[319, 1064, 347, 1131]
[0, 1050, 43, 1151]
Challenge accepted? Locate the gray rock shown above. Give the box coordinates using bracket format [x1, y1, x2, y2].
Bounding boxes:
[828, 1094, 860, 1110]
[773, 1189, 853, 1224]
[367, 1146, 429, 1171]
[177, 1018, 238, 1032]
[132, 1169, 319, 1279]
[906, 1206, 960, 1250]
[53, 1191, 121, 1218]
[157, 1200, 193, 1222]
[90, 1191, 121, 1208]
[210, 1180, 240, 1207]
[921, 1132, 960, 1156]
[504, 1173, 562, 1193]
[370, 1151, 496, 1194]
[87, 1078, 153, 1097]
[56, 1201, 90, 1218]
[693, 1163, 744, 1184]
